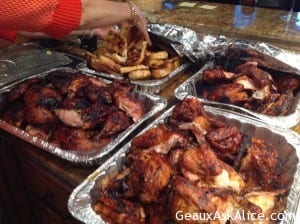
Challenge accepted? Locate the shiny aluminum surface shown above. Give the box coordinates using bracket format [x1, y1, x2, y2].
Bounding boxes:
[68, 97, 300, 224]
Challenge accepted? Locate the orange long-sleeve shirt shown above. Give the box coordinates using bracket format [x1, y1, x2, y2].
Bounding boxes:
[0, 0, 82, 41]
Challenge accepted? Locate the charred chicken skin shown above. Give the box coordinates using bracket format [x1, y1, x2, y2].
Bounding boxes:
[23, 84, 62, 124]
[128, 151, 172, 203]
[131, 124, 188, 154]
[240, 137, 282, 190]
[202, 66, 236, 84]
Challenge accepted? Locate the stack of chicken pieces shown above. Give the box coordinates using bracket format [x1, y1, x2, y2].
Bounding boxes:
[93, 98, 291, 224]
[1, 71, 146, 151]
[198, 61, 300, 116]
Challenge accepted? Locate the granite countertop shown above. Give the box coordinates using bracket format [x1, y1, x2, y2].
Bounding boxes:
[147, 1, 300, 53]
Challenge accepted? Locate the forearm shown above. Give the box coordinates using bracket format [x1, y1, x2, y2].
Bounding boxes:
[79, 0, 131, 29]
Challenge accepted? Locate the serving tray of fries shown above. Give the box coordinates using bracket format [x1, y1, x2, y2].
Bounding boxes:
[76, 24, 193, 94]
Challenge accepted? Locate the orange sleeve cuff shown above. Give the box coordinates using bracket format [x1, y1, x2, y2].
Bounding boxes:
[0, 31, 17, 42]
[43, 0, 82, 39]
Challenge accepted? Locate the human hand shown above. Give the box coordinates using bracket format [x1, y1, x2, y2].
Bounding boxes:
[131, 2, 152, 45]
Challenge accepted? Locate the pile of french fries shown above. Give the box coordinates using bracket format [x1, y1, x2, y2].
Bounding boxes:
[86, 25, 180, 80]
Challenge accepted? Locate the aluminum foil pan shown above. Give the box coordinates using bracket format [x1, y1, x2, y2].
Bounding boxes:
[0, 68, 167, 165]
[147, 23, 205, 62]
[195, 35, 300, 75]
[77, 61, 191, 94]
[0, 43, 72, 88]
[174, 61, 300, 128]
[68, 98, 300, 224]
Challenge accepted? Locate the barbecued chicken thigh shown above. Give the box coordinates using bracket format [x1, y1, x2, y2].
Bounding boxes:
[181, 144, 245, 192]
[131, 124, 188, 154]
[202, 66, 236, 84]
[23, 84, 62, 124]
[127, 151, 172, 203]
[240, 137, 282, 190]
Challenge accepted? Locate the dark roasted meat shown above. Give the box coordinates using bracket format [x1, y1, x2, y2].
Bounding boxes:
[205, 83, 248, 105]
[22, 84, 62, 124]
[202, 66, 235, 83]
[7, 77, 40, 102]
[1, 101, 25, 127]
[97, 110, 131, 137]
[128, 151, 171, 203]
[240, 137, 282, 190]
[50, 126, 111, 151]
[93, 196, 145, 224]
[131, 124, 188, 154]
[205, 126, 242, 154]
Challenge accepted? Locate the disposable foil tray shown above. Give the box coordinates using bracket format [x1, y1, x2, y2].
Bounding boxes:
[0, 43, 72, 87]
[0, 68, 167, 165]
[68, 97, 300, 224]
[174, 61, 300, 128]
[77, 61, 191, 94]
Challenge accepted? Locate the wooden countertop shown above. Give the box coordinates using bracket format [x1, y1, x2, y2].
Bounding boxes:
[1, 0, 300, 206]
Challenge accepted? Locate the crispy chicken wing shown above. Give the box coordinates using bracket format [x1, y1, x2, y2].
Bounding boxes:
[7, 77, 40, 102]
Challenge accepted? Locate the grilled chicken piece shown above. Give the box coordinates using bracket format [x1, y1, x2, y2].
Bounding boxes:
[25, 106, 57, 125]
[131, 124, 188, 154]
[25, 124, 52, 140]
[233, 75, 258, 91]
[244, 190, 287, 221]
[273, 75, 300, 94]
[22, 84, 62, 124]
[262, 94, 294, 116]
[46, 71, 93, 96]
[7, 77, 40, 102]
[93, 196, 145, 224]
[181, 144, 245, 192]
[171, 97, 206, 122]
[113, 92, 145, 122]
[234, 62, 273, 88]
[171, 177, 237, 224]
[178, 116, 212, 144]
[205, 126, 242, 154]
[55, 98, 110, 129]
[128, 151, 171, 203]
[205, 83, 248, 105]
[170, 98, 227, 129]
[202, 66, 235, 84]
[240, 137, 282, 190]
[84, 84, 113, 103]
[96, 110, 131, 137]
[1, 101, 25, 127]
[50, 126, 111, 151]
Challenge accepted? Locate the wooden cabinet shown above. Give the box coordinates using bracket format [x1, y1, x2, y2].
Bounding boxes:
[0, 132, 82, 224]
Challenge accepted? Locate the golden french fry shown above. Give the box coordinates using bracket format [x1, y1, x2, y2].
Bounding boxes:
[144, 58, 165, 68]
[128, 69, 151, 80]
[120, 64, 149, 74]
[148, 51, 168, 60]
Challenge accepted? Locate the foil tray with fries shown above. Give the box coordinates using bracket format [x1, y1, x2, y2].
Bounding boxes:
[0, 67, 167, 165]
[76, 24, 195, 94]
[174, 47, 300, 128]
[68, 97, 300, 224]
